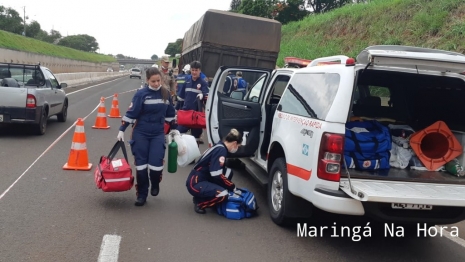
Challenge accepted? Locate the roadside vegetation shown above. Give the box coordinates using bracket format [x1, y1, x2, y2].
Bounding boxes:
[278, 0, 465, 67]
[0, 30, 116, 63]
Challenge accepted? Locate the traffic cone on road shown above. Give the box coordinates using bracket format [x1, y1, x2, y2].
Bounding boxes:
[63, 118, 92, 171]
[92, 97, 110, 129]
[108, 93, 122, 118]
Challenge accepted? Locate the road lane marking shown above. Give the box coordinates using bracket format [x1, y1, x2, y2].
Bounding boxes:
[438, 227, 465, 248]
[66, 77, 125, 96]
[98, 234, 122, 262]
[0, 88, 137, 201]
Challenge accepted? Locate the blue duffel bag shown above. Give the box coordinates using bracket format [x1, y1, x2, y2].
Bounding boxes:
[344, 151, 391, 170]
[345, 120, 392, 154]
[217, 188, 258, 220]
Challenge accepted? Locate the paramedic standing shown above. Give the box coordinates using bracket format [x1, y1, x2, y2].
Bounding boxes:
[160, 55, 177, 101]
[175, 64, 190, 110]
[117, 67, 176, 206]
[186, 129, 243, 214]
[176, 61, 209, 144]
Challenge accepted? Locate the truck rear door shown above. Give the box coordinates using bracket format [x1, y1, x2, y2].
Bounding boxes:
[205, 66, 273, 157]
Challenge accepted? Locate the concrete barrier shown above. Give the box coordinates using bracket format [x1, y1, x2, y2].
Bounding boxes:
[55, 71, 129, 87]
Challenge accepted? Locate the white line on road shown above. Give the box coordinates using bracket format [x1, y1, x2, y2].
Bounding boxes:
[438, 227, 465, 248]
[0, 88, 137, 201]
[98, 234, 122, 262]
[66, 77, 124, 96]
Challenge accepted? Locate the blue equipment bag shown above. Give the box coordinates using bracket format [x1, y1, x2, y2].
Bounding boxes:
[345, 120, 392, 154]
[217, 188, 258, 220]
[344, 151, 390, 170]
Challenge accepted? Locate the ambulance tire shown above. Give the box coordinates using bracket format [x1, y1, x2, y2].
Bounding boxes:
[268, 157, 293, 226]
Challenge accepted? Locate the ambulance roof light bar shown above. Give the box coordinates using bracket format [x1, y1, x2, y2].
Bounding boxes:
[307, 55, 354, 67]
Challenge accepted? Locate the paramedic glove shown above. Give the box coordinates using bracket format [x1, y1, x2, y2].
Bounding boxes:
[233, 187, 242, 195]
[117, 131, 124, 141]
[197, 94, 203, 100]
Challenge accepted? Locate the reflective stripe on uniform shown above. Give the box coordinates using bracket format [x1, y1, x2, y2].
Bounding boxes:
[165, 117, 174, 122]
[148, 164, 163, 171]
[144, 99, 165, 105]
[185, 88, 202, 94]
[122, 116, 135, 123]
[210, 169, 222, 177]
[177, 97, 184, 101]
[71, 142, 87, 150]
[225, 168, 232, 179]
[136, 164, 148, 170]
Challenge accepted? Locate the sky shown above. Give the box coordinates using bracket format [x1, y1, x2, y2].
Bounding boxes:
[2, 0, 232, 59]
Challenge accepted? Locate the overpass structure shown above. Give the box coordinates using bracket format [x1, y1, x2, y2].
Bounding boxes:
[117, 58, 158, 65]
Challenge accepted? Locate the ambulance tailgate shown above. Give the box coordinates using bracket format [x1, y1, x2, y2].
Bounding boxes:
[340, 179, 465, 207]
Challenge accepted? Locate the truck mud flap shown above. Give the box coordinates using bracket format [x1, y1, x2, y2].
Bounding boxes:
[340, 178, 465, 207]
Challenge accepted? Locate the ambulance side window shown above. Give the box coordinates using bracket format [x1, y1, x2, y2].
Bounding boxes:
[279, 73, 340, 120]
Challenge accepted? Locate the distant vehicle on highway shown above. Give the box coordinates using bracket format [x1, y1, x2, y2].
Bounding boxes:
[129, 68, 141, 79]
[0, 63, 68, 135]
[106, 68, 113, 72]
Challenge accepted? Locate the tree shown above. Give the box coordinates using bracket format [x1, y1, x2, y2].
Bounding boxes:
[151, 54, 158, 60]
[164, 38, 183, 57]
[306, 0, 354, 14]
[238, 0, 276, 19]
[34, 29, 62, 43]
[0, 6, 24, 34]
[58, 34, 99, 52]
[274, 0, 309, 24]
[230, 0, 242, 12]
[26, 20, 41, 38]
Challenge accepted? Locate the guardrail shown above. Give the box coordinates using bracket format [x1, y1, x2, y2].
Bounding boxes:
[55, 71, 130, 87]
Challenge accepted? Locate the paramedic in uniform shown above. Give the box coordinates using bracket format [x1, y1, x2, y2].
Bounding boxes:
[160, 55, 177, 101]
[117, 67, 176, 206]
[176, 61, 209, 144]
[186, 129, 243, 214]
[175, 64, 190, 110]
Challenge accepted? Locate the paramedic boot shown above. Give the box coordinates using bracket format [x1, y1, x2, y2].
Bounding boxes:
[149, 170, 161, 196]
[194, 204, 206, 214]
[135, 169, 149, 206]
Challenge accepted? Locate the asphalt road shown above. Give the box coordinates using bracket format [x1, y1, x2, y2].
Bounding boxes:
[1, 77, 465, 262]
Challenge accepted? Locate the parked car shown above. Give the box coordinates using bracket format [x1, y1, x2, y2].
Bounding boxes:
[129, 68, 141, 79]
[0, 63, 68, 135]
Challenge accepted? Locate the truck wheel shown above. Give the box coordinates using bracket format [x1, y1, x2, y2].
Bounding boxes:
[57, 100, 68, 122]
[268, 157, 292, 226]
[34, 110, 48, 135]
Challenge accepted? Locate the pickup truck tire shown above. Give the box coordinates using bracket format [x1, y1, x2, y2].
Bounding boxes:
[34, 109, 48, 135]
[57, 100, 68, 122]
[268, 157, 293, 226]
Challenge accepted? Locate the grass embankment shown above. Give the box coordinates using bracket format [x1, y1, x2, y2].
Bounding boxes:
[278, 0, 465, 67]
[0, 30, 116, 63]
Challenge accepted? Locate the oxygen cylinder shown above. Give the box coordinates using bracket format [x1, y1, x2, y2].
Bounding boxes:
[168, 139, 178, 173]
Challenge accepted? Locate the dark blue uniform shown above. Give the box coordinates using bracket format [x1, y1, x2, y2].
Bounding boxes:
[177, 74, 209, 138]
[120, 85, 175, 200]
[236, 77, 247, 98]
[175, 72, 187, 110]
[223, 73, 235, 96]
[186, 142, 235, 209]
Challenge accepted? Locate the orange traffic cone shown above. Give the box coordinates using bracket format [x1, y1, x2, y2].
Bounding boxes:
[63, 118, 92, 170]
[92, 97, 110, 129]
[108, 93, 122, 118]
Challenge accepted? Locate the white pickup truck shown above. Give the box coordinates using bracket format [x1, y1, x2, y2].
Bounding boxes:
[206, 45, 465, 227]
[0, 63, 68, 135]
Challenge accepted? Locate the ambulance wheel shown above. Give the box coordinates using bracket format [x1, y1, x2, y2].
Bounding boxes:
[268, 157, 292, 226]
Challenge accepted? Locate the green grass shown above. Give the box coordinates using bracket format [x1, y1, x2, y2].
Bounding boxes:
[0, 30, 116, 63]
[278, 0, 465, 67]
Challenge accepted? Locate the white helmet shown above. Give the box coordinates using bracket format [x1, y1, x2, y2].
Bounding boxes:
[152, 64, 159, 68]
[183, 64, 190, 73]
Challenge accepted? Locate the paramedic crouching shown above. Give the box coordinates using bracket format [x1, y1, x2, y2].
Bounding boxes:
[186, 129, 243, 214]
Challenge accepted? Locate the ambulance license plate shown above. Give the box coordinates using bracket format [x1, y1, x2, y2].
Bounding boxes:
[391, 203, 432, 210]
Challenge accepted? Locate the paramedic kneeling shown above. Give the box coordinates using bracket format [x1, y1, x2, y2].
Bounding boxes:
[186, 129, 243, 214]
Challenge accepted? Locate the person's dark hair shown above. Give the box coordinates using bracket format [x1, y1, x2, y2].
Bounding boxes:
[190, 61, 202, 69]
[223, 128, 243, 144]
[146, 67, 170, 102]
